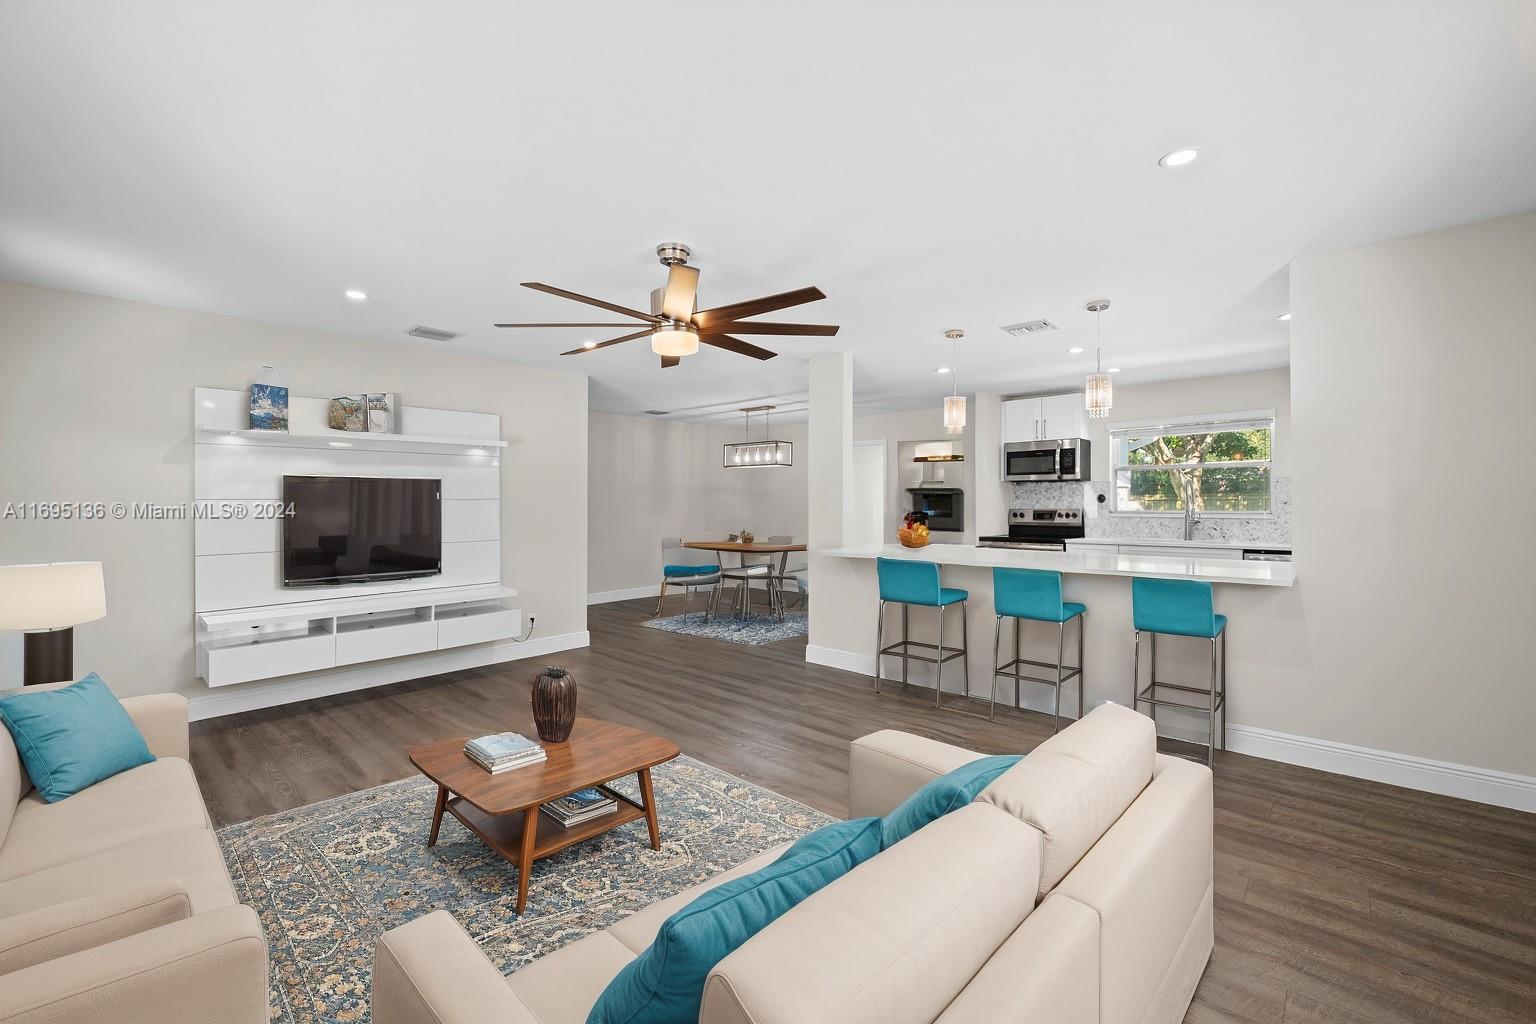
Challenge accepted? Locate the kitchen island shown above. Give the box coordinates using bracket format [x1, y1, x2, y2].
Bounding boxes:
[810, 543, 1300, 740]
[825, 543, 1295, 587]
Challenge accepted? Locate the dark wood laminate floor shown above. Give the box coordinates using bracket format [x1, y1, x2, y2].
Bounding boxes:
[191, 598, 1536, 1024]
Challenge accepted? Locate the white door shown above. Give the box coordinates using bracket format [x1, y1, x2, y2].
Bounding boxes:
[1041, 392, 1088, 440]
[850, 440, 887, 546]
[1002, 398, 1043, 442]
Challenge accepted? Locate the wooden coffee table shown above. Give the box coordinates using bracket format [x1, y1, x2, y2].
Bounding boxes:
[407, 717, 681, 913]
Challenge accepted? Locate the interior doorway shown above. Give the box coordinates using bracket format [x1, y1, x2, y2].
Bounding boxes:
[851, 439, 887, 546]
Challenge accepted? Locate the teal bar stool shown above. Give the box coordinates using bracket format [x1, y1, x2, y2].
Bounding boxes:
[1131, 577, 1227, 764]
[874, 557, 969, 710]
[990, 567, 1086, 731]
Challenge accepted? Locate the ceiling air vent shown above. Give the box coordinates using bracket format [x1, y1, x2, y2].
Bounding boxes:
[643, 410, 668, 416]
[1000, 320, 1058, 337]
[406, 325, 462, 343]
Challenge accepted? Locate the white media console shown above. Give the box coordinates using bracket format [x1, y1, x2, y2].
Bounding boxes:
[192, 386, 523, 695]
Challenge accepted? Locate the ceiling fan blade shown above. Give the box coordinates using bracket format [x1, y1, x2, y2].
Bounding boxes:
[522, 282, 660, 323]
[709, 321, 840, 336]
[700, 333, 778, 361]
[693, 287, 825, 329]
[660, 355, 681, 368]
[660, 265, 700, 321]
[559, 329, 653, 356]
[494, 321, 652, 328]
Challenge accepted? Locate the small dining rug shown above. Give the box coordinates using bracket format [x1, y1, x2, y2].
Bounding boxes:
[217, 756, 831, 1024]
[643, 610, 808, 646]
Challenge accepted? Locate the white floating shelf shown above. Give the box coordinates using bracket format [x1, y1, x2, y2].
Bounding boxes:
[196, 583, 519, 632]
[196, 426, 507, 456]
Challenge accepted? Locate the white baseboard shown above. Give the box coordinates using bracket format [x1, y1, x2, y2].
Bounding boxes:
[188, 630, 591, 722]
[803, 644, 1536, 813]
[1225, 724, 1536, 813]
[588, 585, 661, 605]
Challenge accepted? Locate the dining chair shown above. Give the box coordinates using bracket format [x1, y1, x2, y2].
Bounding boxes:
[722, 535, 790, 620]
[768, 538, 807, 611]
[657, 537, 723, 621]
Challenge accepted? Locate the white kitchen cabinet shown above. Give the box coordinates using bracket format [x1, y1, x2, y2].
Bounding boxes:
[1003, 393, 1087, 443]
[1041, 392, 1090, 441]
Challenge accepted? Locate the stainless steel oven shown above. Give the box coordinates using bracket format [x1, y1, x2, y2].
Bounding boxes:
[908, 488, 964, 532]
[1002, 438, 1090, 482]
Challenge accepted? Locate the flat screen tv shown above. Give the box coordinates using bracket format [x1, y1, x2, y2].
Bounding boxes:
[282, 476, 442, 587]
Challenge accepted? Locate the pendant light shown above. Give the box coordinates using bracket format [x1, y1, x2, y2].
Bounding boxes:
[722, 405, 792, 468]
[942, 329, 966, 436]
[1084, 300, 1113, 419]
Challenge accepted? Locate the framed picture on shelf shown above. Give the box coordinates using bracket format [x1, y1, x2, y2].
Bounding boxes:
[328, 395, 366, 431]
[248, 383, 289, 431]
[367, 393, 396, 433]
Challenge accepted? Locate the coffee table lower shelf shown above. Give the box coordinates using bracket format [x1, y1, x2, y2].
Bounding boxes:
[445, 787, 649, 863]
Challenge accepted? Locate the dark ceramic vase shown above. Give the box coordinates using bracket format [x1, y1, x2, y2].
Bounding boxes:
[531, 666, 578, 743]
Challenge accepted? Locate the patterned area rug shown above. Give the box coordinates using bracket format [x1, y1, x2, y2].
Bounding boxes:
[218, 756, 831, 1024]
[643, 610, 808, 646]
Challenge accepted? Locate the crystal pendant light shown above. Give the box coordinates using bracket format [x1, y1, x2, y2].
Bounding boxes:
[942, 329, 966, 435]
[1084, 300, 1113, 419]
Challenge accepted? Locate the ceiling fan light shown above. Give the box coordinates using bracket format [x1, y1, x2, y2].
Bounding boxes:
[651, 323, 699, 357]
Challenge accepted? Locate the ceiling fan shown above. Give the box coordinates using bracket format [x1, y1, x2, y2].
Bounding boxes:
[494, 243, 839, 368]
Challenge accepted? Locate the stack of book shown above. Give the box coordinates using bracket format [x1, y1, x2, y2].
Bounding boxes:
[463, 732, 546, 774]
[540, 787, 618, 829]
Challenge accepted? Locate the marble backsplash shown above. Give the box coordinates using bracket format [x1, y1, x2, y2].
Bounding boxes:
[1007, 477, 1292, 546]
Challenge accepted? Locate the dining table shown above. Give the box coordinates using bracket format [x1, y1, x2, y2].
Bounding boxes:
[682, 540, 807, 620]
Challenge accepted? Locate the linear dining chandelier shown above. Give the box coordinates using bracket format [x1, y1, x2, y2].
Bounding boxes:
[723, 405, 792, 468]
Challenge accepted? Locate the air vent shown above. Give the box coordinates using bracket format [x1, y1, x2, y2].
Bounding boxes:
[1000, 320, 1058, 336]
[406, 325, 462, 343]
[644, 410, 668, 416]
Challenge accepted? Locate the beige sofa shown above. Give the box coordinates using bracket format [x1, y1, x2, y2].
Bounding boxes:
[0, 687, 268, 1024]
[374, 703, 1213, 1024]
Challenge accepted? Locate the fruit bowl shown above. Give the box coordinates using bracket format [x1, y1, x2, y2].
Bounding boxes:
[897, 527, 931, 549]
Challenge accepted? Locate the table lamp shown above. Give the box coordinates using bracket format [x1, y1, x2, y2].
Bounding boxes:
[0, 562, 107, 685]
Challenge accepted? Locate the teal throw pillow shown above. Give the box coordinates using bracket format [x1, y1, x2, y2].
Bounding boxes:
[0, 673, 155, 803]
[881, 754, 1023, 848]
[587, 816, 883, 1024]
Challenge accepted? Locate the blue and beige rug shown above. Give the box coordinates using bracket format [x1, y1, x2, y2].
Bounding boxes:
[643, 610, 808, 646]
[217, 757, 830, 1024]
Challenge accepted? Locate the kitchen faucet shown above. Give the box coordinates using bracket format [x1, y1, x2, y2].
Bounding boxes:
[1182, 473, 1202, 541]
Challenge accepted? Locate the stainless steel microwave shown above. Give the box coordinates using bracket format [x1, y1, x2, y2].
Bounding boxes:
[1003, 438, 1091, 482]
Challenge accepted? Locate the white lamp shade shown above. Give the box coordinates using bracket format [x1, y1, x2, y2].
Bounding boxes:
[0, 562, 106, 630]
[650, 326, 700, 357]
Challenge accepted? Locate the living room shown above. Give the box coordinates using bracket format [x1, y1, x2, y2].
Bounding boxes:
[2, 4, 1534, 1024]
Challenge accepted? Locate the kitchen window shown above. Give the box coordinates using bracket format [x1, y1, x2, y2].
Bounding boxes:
[1110, 413, 1274, 515]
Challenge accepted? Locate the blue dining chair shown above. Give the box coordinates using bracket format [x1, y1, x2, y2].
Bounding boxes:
[990, 567, 1086, 731]
[1131, 576, 1227, 764]
[656, 537, 722, 622]
[874, 557, 970, 711]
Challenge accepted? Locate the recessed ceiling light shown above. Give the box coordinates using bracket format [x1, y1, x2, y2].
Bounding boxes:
[1276, 312, 1292, 322]
[935, 366, 951, 374]
[344, 289, 368, 301]
[1107, 367, 1122, 374]
[1068, 346, 1085, 355]
[1158, 148, 1199, 168]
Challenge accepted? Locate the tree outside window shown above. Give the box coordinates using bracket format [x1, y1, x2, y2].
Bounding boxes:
[1112, 419, 1273, 514]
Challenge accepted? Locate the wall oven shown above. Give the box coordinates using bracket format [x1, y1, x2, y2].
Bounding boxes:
[908, 488, 964, 532]
[1002, 438, 1091, 482]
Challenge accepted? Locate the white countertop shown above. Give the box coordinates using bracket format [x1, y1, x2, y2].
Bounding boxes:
[1065, 537, 1292, 552]
[824, 543, 1296, 587]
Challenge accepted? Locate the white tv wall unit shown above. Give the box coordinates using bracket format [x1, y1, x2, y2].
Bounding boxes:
[192, 386, 521, 693]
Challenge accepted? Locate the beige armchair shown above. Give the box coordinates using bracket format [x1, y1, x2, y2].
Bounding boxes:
[0, 688, 269, 1024]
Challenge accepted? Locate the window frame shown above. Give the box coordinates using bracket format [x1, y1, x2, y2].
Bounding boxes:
[1107, 409, 1276, 518]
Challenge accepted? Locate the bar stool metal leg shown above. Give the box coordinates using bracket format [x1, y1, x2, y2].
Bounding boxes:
[960, 600, 970, 700]
[1132, 629, 1142, 715]
[901, 604, 910, 690]
[1012, 617, 1021, 710]
[873, 599, 885, 695]
[935, 603, 946, 710]
[1077, 611, 1086, 722]
[1054, 620, 1066, 733]
[1208, 637, 1218, 765]
[1220, 629, 1228, 750]
[989, 614, 1003, 721]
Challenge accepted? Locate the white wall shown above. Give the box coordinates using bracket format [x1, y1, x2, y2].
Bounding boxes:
[0, 280, 589, 700]
[586, 413, 808, 600]
[1288, 210, 1536, 779]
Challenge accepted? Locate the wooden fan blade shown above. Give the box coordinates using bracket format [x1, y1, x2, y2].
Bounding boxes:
[522, 282, 660, 322]
[660, 265, 700, 321]
[693, 287, 825, 329]
[495, 322, 651, 328]
[709, 321, 840, 336]
[559, 329, 653, 356]
[660, 355, 681, 368]
[700, 333, 777, 361]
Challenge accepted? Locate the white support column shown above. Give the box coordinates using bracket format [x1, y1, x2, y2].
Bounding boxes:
[806, 352, 875, 664]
